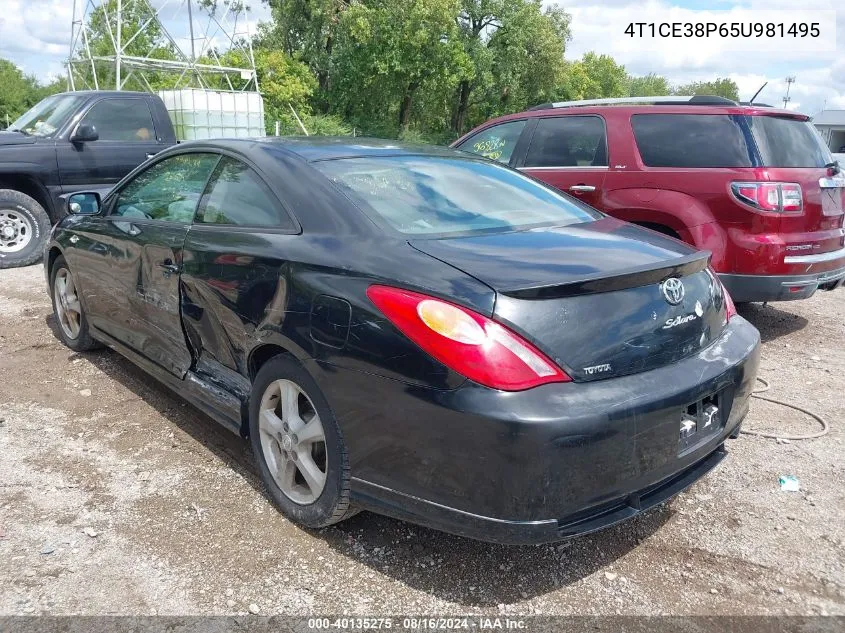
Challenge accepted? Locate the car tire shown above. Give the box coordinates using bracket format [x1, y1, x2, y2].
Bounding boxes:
[249, 355, 356, 529]
[0, 189, 51, 269]
[50, 256, 99, 352]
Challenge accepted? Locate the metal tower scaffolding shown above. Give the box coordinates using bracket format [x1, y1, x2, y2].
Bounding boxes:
[66, 0, 259, 93]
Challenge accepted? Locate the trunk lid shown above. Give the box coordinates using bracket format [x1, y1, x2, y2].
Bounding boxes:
[411, 218, 729, 382]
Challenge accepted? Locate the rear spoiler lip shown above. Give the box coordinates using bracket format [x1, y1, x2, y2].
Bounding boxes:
[499, 251, 712, 300]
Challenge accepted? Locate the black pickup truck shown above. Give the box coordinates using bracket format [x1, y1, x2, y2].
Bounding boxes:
[0, 90, 177, 268]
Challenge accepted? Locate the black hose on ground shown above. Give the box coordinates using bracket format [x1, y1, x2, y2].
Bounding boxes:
[740, 377, 830, 440]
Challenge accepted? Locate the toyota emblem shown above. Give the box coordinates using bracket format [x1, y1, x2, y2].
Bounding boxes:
[661, 278, 685, 305]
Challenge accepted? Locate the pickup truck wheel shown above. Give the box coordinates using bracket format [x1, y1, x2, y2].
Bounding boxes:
[0, 189, 51, 269]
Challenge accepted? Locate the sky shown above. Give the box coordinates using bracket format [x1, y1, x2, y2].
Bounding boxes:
[0, 0, 842, 116]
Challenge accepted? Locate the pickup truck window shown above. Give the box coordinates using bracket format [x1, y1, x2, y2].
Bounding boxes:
[8, 94, 87, 138]
[113, 153, 220, 224]
[80, 98, 157, 142]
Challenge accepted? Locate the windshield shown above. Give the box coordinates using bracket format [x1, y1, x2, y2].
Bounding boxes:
[315, 155, 601, 236]
[8, 94, 86, 138]
[749, 116, 833, 168]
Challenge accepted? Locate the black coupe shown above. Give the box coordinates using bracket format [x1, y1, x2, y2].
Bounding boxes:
[45, 138, 760, 544]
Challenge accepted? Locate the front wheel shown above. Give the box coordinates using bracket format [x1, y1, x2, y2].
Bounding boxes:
[0, 189, 51, 269]
[50, 256, 99, 352]
[249, 355, 355, 529]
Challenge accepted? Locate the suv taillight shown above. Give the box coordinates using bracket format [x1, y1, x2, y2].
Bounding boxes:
[730, 182, 803, 213]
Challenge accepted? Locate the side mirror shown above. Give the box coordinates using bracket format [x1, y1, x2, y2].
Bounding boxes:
[70, 123, 99, 143]
[65, 192, 101, 215]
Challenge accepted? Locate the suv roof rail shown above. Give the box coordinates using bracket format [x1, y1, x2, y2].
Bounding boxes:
[527, 95, 738, 111]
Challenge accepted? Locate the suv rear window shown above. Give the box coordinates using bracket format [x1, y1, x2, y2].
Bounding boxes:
[749, 116, 832, 168]
[316, 155, 600, 236]
[632, 114, 753, 168]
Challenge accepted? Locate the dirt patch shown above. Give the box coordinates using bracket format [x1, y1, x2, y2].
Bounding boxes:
[0, 264, 843, 615]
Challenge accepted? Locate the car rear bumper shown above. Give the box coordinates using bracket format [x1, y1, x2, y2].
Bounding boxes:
[316, 316, 761, 544]
[720, 266, 845, 302]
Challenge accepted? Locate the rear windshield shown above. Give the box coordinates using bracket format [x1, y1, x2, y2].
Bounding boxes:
[315, 156, 601, 236]
[631, 114, 753, 167]
[749, 116, 832, 168]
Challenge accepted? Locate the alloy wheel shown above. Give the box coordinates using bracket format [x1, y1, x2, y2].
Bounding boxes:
[258, 379, 328, 505]
[54, 268, 82, 340]
[0, 209, 33, 253]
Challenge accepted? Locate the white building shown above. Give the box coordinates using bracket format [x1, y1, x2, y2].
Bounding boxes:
[813, 110, 845, 153]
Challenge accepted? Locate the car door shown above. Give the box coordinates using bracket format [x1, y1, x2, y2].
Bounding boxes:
[517, 115, 609, 208]
[56, 97, 166, 193]
[67, 151, 221, 377]
[180, 154, 299, 378]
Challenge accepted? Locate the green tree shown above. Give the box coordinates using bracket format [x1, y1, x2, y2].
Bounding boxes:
[261, 0, 352, 105]
[555, 52, 627, 101]
[331, 0, 470, 135]
[449, 1, 570, 135]
[628, 73, 670, 97]
[672, 77, 739, 101]
[481, 2, 569, 124]
[0, 60, 41, 125]
[253, 49, 317, 132]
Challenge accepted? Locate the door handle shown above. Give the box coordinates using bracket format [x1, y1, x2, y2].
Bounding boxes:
[158, 260, 180, 275]
[568, 184, 596, 193]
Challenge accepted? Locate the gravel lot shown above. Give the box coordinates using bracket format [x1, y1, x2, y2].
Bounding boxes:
[0, 263, 843, 616]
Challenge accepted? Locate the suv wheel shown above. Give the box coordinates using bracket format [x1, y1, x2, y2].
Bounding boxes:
[249, 355, 356, 529]
[0, 189, 51, 269]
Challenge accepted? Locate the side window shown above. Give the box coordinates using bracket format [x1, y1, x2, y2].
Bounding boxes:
[79, 98, 156, 142]
[112, 153, 220, 223]
[196, 156, 294, 229]
[524, 116, 608, 168]
[631, 114, 753, 168]
[458, 120, 527, 164]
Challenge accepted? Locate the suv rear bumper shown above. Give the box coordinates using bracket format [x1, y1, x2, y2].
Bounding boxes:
[720, 266, 845, 302]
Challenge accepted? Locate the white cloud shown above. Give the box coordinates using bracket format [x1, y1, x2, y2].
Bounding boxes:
[0, 0, 75, 62]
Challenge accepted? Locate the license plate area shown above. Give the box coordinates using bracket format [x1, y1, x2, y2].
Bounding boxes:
[678, 392, 724, 455]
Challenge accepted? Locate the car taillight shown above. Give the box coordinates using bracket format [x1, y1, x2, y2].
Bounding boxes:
[366, 285, 571, 391]
[730, 182, 803, 213]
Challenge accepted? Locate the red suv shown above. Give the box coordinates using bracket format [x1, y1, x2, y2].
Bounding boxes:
[453, 96, 845, 302]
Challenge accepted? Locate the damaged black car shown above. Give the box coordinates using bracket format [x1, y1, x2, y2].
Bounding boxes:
[45, 138, 761, 544]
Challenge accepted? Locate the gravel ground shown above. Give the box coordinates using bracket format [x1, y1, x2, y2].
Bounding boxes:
[0, 263, 843, 616]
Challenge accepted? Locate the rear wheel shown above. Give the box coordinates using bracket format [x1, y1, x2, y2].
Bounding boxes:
[249, 355, 355, 528]
[50, 257, 98, 352]
[0, 189, 51, 269]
